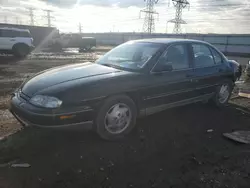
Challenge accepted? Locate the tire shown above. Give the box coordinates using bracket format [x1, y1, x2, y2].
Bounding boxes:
[95, 95, 137, 141]
[13, 44, 30, 57]
[50, 42, 62, 52]
[212, 80, 233, 108]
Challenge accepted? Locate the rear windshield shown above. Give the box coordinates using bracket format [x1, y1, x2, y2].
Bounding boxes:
[0, 29, 31, 38]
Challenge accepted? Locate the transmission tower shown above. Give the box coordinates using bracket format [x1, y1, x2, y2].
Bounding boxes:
[44, 10, 53, 27]
[140, 0, 159, 33]
[168, 0, 189, 34]
[28, 8, 35, 26]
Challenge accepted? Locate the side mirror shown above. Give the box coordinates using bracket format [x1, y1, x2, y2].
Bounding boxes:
[154, 59, 173, 72]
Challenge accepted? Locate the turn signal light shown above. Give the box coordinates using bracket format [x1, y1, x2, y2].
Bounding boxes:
[60, 115, 76, 120]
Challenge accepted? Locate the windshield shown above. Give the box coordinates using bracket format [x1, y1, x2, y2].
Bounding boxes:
[96, 41, 163, 71]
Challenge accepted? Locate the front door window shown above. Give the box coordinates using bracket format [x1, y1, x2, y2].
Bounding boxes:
[153, 44, 189, 72]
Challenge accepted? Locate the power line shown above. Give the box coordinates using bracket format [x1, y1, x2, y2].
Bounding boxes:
[140, 0, 159, 33]
[168, 0, 190, 34]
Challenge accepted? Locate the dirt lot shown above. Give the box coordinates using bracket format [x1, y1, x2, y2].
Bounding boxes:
[0, 49, 250, 188]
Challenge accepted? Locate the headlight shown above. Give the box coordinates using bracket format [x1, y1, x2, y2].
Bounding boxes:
[30, 95, 62, 108]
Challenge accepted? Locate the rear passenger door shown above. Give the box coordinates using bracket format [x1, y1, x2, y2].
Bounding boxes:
[191, 43, 224, 96]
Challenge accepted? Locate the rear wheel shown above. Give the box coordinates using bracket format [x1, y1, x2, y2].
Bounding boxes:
[79, 45, 92, 52]
[13, 44, 30, 57]
[95, 95, 137, 140]
[212, 80, 233, 107]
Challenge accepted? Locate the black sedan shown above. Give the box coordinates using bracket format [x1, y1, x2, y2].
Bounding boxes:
[9, 39, 241, 140]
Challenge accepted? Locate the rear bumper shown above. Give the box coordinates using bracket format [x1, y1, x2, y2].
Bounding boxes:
[29, 45, 35, 52]
[9, 93, 94, 129]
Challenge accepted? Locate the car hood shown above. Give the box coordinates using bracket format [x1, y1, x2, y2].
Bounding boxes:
[21, 62, 121, 96]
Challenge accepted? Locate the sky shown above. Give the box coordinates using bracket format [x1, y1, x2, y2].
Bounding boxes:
[0, 0, 250, 34]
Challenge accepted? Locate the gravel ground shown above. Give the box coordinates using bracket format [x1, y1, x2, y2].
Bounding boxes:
[0, 104, 250, 188]
[0, 49, 250, 188]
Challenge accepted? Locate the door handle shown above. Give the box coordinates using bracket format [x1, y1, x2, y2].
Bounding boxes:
[10, 39, 16, 41]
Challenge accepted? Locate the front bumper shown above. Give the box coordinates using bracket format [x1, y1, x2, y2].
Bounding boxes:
[9, 92, 94, 129]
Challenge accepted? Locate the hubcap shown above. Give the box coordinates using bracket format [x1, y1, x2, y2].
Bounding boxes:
[104, 103, 132, 134]
[218, 84, 230, 103]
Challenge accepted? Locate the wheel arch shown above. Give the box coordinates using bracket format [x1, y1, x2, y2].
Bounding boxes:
[12, 42, 29, 50]
[97, 91, 141, 115]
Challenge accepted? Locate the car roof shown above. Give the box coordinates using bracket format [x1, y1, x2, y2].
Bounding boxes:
[0, 27, 30, 32]
[131, 38, 211, 45]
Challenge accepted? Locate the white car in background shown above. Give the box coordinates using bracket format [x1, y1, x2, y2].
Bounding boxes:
[0, 27, 34, 57]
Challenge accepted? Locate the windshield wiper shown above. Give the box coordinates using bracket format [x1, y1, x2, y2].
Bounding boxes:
[101, 63, 120, 68]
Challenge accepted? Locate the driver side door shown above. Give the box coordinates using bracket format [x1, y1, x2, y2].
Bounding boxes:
[142, 43, 197, 115]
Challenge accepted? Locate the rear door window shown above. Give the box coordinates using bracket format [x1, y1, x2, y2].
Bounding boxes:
[210, 48, 223, 64]
[19, 31, 31, 37]
[0, 30, 31, 38]
[192, 44, 215, 68]
[1, 29, 14, 37]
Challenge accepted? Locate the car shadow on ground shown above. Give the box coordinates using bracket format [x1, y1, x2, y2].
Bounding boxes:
[0, 55, 24, 64]
[0, 103, 249, 158]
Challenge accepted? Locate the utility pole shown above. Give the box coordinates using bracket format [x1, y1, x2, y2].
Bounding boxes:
[28, 7, 35, 26]
[140, 0, 159, 34]
[78, 22, 82, 33]
[16, 17, 19, 24]
[44, 9, 53, 27]
[4, 15, 7, 23]
[168, 0, 189, 34]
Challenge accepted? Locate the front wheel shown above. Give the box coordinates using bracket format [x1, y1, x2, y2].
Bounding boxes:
[95, 95, 137, 140]
[213, 81, 233, 107]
